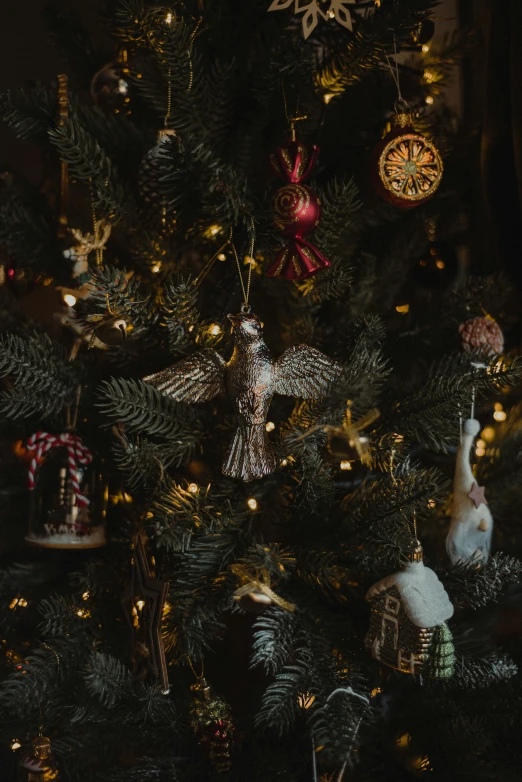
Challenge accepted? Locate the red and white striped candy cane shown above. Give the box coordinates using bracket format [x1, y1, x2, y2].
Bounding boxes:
[27, 431, 93, 508]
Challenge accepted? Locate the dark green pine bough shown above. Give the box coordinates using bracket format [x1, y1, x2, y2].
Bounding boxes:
[0, 1, 522, 780]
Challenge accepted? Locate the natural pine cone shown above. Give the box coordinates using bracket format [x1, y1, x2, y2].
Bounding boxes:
[459, 316, 504, 356]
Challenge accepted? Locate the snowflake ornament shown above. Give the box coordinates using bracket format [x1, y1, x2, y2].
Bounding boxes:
[268, 0, 355, 40]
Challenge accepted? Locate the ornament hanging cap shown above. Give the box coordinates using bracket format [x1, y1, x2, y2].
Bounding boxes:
[393, 99, 414, 129]
[407, 539, 424, 563]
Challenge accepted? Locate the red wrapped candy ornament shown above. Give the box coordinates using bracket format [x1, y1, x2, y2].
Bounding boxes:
[266, 135, 330, 280]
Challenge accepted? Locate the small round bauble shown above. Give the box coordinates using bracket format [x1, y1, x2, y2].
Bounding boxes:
[90, 58, 132, 114]
[273, 183, 321, 237]
[373, 114, 443, 208]
[459, 316, 504, 356]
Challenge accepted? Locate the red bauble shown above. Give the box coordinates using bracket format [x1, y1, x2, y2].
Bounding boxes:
[459, 316, 504, 356]
[267, 138, 331, 281]
[372, 114, 443, 209]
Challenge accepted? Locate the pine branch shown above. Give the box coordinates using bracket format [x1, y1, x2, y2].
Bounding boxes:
[442, 554, 522, 610]
[343, 461, 449, 570]
[450, 650, 518, 689]
[88, 265, 153, 329]
[310, 682, 372, 768]
[316, 1, 437, 94]
[111, 432, 166, 491]
[251, 607, 300, 676]
[84, 652, 132, 708]
[97, 377, 194, 439]
[0, 332, 81, 418]
[313, 175, 361, 257]
[0, 82, 63, 142]
[386, 353, 522, 453]
[148, 479, 224, 551]
[254, 663, 307, 736]
[160, 276, 200, 356]
[48, 115, 133, 224]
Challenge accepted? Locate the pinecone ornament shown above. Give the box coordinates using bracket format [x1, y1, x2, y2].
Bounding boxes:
[138, 129, 177, 216]
[459, 316, 504, 356]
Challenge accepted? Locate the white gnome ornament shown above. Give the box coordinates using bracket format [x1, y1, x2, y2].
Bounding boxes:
[446, 418, 493, 566]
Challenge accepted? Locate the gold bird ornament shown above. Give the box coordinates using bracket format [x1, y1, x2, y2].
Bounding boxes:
[143, 310, 343, 481]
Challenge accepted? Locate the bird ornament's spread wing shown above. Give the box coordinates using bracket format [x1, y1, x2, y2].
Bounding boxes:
[274, 345, 342, 399]
[143, 349, 226, 403]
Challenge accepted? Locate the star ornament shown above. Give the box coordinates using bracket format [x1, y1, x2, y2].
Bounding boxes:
[468, 481, 488, 509]
[268, 1, 355, 40]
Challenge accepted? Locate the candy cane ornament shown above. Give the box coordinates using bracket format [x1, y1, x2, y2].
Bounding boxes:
[27, 432, 93, 507]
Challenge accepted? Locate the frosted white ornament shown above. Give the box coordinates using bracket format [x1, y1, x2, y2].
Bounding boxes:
[364, 542, 454, 675]
[446, 418, 493, 566]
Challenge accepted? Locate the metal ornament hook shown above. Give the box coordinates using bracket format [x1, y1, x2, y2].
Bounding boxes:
[240, 302, 251, 314]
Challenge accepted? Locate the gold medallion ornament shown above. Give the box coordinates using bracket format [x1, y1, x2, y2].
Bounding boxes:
[374, 113, 443, 209]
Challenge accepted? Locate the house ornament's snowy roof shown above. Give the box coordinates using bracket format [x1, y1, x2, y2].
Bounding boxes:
[366, 560, 454, 628]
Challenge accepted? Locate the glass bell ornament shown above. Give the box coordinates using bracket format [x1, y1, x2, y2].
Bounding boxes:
[90, 49, 132, 114]
[26, 433, 107, 549]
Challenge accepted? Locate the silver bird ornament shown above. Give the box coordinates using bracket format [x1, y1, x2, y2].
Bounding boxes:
[143, 311, 343, 481]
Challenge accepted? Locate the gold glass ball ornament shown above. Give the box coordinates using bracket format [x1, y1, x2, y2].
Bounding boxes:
[90, 50, 132, 114]
[374, 113, 443, 208]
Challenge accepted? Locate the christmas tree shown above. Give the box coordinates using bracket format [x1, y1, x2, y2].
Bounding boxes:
[1, 2, 522, 780]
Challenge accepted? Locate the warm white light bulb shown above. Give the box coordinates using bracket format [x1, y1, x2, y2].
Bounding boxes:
[63, 293, 77, 307]
[340, 461, 352, 471]
[265, 421, 275, 432]
[247, 497, 258, 511]
[188, 483, 198, 494]
[425, 95, 434, 105]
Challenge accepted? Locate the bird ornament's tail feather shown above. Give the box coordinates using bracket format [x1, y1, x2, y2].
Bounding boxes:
[222, 425, 276, 482]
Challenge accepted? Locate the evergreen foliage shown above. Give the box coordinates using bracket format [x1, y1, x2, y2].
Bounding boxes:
[0, 2, 521, 781]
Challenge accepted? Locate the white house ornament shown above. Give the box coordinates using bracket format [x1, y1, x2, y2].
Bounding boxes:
[446, 418, 493, 566]
[364, 542, 454, 675]
[267, 0, 355, 40]
[144, 311, 342, 482]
